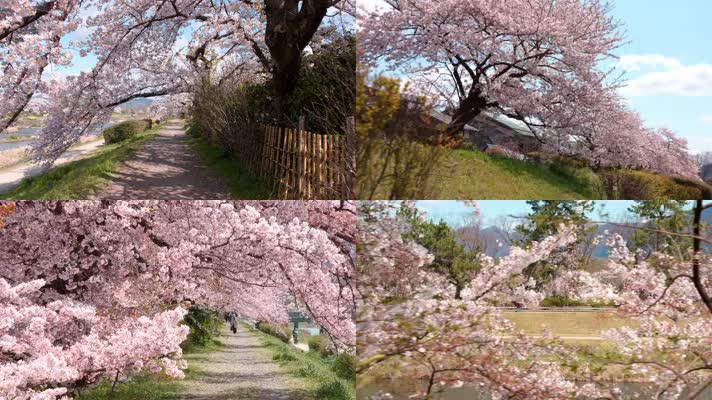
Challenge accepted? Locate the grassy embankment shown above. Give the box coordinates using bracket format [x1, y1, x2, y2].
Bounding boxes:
[435, 149, 599, 199]
[185, 123, 271, 199]
[1, 123, 164, 199]
[434, 148, 712, 200]
[363, 144, 712, 199]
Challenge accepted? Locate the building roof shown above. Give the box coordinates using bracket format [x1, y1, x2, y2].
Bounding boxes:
[429, 110, 478, 131]
[482, 112, 536, 137]
[429, 109, 536, 137]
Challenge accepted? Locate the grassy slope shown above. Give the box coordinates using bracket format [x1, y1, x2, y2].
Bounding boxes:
[1, 124, 164, 199]
[248, 322, 356, 400]
[186, 130, 272, 199]
[433, 148, 599, 199]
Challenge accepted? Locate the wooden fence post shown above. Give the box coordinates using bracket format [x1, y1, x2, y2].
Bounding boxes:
[345, 116, 356, 200]
[309, 132, 319, 199]
[297, 116, 305, 199]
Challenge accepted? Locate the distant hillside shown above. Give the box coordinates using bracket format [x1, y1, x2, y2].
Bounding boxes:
[118, 98, 155, 111]
[453, 207, 711, 259]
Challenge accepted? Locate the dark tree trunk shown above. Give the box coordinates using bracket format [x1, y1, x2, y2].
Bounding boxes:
[264, 0, 330, 97]
[445, 88, 490, 138]
[692, 200, 712, 314]
[454, 284, 463, 300]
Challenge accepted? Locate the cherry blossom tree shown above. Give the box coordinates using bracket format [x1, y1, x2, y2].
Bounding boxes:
[359, 0, 700, 179]
[0, 200, 355, 399]
[1, 0, 352, 164]
[360, 0, 624, 137]
[358, 201, 710, 399]
[586, 201, 712, 399]
[0, 0, 79, 132]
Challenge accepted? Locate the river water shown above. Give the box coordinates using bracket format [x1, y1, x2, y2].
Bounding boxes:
[0, 122, 116, 152]
[0, 127, 39, 151]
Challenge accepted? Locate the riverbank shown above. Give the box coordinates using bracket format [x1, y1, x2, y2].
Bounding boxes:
[0, 123, 162, 199]
[0, 147, 29, 170]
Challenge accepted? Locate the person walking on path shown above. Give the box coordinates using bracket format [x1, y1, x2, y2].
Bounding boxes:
[292, 326, 299, 344]
[227, 311, 237, 334]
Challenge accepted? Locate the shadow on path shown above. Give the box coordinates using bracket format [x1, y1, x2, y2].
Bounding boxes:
[98, 120, 231, 199]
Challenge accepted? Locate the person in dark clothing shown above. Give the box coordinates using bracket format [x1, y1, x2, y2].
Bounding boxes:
[227, 311, 237, 334]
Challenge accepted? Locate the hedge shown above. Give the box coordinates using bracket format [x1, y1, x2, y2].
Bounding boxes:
[103, 120, 151, 144]
[599, 169, 712, 199]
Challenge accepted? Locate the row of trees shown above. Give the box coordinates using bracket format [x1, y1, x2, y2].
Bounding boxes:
[0, 200, 355, 399]
[389, 200, 695, 300]
[359, 0, 700, 179]
[1, 0, 352, 165]
[357, 200, 711, 399]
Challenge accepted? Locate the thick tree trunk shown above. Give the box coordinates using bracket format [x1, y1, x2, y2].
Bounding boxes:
[692, 200, 712, 314]
[445, 88, 490, 138]
[264, 0, 330, 97]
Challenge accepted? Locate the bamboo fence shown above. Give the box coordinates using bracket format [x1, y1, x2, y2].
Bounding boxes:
[238, 117, 355, 200]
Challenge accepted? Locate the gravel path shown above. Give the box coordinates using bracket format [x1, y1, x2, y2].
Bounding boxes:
[98, 120, 231, 199]
[177, 324, 312, 400]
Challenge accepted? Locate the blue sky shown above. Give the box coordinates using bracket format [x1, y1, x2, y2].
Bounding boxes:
[415, 200, 645, 227]
[611, 1, 712, 153]
[360, 0, 712, 153]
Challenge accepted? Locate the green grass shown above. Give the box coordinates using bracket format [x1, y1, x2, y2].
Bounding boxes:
[246, 322, 356, 400]
[186, 130, 271, 199]
[76, 329, 220, 400]
[0, 124, 163, 199]
[433, 148, 601, 199]
[182, 337, 225, 355]
[75, 373, 182, 400]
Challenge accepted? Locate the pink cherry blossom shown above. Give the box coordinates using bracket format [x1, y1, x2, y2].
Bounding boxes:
[0, 200, 355, 399]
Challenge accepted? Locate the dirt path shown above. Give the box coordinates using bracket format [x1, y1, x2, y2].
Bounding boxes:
[177, 325, 312, 400]
[98, 120, 231, 199]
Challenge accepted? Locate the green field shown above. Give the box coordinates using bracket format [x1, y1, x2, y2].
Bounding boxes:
[503, 311, 633, 345]
[1, 124, 163, 199]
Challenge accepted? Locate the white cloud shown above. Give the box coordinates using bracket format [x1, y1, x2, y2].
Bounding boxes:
[618, 54, 681, 72]
[620, 63, 712, 97]
[699, 115, 712, 125]
[358, 0, 388, 14]
[687, 134, 712, 154]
